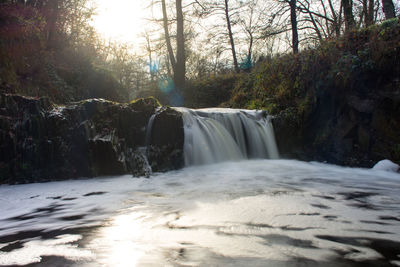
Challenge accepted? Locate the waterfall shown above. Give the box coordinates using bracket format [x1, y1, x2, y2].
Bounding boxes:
[174, 108, 279, 166]
[145, 107, 166, 148]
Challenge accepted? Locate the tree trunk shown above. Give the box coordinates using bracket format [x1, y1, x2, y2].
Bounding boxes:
[289, 0, 299, 54]
[174, 0, 186, 90]
[248, 31, 253, 64]
[161, 0, 176, 71]
[327, 0, 340, 36]
[365, 0, 374, 26]
[342, 0, 355, 31]
[224, 0, 239, 72]
[47, 0, 59, 50]
[382, 0, 395, 19]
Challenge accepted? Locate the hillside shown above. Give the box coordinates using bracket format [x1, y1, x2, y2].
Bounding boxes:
[229, 18, 400, 167]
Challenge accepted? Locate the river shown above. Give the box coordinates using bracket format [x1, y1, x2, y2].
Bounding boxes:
[1, 159, 399, 266]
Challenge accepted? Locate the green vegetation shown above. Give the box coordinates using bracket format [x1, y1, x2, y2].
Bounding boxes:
[229, 18, 400, 120]
[183, 73, 241, 108]
[226, 19, 400, 165]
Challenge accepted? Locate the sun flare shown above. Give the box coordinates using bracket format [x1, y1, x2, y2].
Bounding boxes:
[92, 0, 150, 44]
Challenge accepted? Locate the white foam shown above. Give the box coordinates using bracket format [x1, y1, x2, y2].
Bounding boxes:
[0, 235, 94, 266]
[373, 159, 400, 173]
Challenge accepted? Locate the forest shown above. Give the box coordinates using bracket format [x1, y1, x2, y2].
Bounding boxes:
[0, 0, 398, 106]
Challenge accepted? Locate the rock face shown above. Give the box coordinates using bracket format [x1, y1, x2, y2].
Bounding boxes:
[273, 87, 400, 167]
[0, 94, 184, 184]
[147, 107, 184, 172]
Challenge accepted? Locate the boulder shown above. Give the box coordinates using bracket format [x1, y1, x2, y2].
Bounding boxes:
[0, 94, 184, 184]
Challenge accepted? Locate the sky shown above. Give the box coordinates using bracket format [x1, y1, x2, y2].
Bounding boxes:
[92, 0, 153, 46]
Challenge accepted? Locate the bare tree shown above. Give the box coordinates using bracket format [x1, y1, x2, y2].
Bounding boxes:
[143, 31, 156, 82]
[161, 0, 186, 89]
[193, 0, 243, 72]
[289, 0, 299, 53]
[175, 0, 186, 89]
[364, 0, 375, 25]
[223, 0, 239, 71]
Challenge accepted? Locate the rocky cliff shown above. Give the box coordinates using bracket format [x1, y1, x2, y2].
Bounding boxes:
[273, 85, 400, 167]
[0, 94, 184, 184]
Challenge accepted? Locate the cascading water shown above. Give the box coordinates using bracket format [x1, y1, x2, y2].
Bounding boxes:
[174, 107, 279, 166]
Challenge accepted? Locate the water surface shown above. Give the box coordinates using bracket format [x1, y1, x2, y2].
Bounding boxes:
[0, 160, 400, 266]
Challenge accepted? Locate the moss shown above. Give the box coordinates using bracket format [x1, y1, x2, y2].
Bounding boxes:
[129, 96, 161, 107]
[183, 73, 241, 108]
[381, 18, 399, 30]
[128, 97, 161, 115]
[297, 94, 315, 120]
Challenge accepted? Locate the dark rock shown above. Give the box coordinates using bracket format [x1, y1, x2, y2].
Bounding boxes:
[88, 137, 125, 176]
[272, 86, 400, 167]
[127, 148, 152, 177]
[147, 108, 184, 172]
[0, 94, 184, 184]
[346, 95, 374, 113]
[271, 109, 307, 160]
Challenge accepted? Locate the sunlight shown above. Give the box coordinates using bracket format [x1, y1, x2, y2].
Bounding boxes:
[97, 211, 148, 267]
[92, 0, 149, 44]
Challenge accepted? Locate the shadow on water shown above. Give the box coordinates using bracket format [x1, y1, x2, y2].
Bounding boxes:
[316, 235, 400, 265]
[379, 216, 400, 222]
[0, 256, 78, 267]
[6, 203, 66, 221]
[310, 203, 331, 209]
[82, 191, 107, 197]
[246, 222, 323, 231]
[0, 227, 97, 245]
[337, 191, 382, 210]
[360, 220, 392, 225]
[159, 244, 400, 267]
[0, 241, 24, 252]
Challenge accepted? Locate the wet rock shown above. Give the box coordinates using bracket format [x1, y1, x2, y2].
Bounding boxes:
[88, 136, 125, 176]
[147, 108, 184, 172]
[271, 108, 307, 160]
[272, 87, 400, 167]
[127, 148, 152, 177]
[0, 94, 183, 184]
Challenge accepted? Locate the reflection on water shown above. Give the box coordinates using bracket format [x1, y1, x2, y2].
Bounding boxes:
[0, 160, 400, 266]
[95, 212, 147, 267]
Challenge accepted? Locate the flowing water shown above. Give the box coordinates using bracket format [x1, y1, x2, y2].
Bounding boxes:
[1, 109, 400, 266]
[0, 161, 399, 266]
[174, 108, 279, 165]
